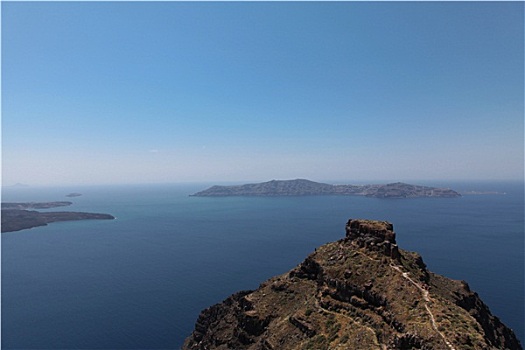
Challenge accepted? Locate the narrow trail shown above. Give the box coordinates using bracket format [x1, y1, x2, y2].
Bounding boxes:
[347, 244, 456, 349]
[390, 265, 456, 350]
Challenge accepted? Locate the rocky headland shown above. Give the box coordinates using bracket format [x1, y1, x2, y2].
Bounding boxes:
[183, 219, 521, 350]
[1, 202, 114, 233]
[191, 179, 461, 198]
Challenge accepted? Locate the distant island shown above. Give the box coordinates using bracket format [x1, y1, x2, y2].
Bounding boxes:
[6, 183, 30, 188]
[1, 201, 114, 233]
[461, 190, 506, 195]
[191, 179, 461, 198]
[2, 201, 73, 210]
[66, 193, 82, 198]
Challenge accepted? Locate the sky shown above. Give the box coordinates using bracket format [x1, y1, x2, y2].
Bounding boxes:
[2, 1, 524, 186]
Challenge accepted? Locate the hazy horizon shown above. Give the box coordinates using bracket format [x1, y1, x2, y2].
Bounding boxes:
[3, 178, 524, 190]
[3, 2, 523, 187]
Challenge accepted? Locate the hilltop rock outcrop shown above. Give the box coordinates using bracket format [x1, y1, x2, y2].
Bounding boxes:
[183, 219, 521, 350]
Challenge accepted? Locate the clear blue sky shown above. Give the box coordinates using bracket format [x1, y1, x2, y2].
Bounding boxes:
[2, 2, 523, 186]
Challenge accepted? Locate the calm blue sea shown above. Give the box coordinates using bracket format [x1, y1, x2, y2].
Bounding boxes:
[2, 181, 523, 349]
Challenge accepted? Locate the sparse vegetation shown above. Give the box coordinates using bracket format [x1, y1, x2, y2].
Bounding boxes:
[305, 308, 313, 316]
[182, 220, 522, 350]
[304, 335, 328, 350]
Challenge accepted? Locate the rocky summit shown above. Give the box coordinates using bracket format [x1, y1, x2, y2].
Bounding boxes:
[183, 219, 521, 350]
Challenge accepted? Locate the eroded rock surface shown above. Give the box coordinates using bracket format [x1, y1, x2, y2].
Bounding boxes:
[183, 219, 521, 350]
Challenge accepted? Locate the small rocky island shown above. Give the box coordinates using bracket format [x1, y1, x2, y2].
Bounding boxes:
[1, 201, 114, 233]
[191, 179, 461, 198]
[183, 219, 521, 350]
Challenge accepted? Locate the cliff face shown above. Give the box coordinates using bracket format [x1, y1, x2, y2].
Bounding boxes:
[183, 219, 521, 350]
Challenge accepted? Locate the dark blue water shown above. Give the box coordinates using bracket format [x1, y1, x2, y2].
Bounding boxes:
[2, 181, 523, 348]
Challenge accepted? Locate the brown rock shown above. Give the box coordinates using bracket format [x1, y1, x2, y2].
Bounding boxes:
[182, 219, 522, 350]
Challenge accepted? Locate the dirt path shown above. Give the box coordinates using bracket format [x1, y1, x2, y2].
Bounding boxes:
[349, 245, 456, 349]
[390, 265, 456, 350]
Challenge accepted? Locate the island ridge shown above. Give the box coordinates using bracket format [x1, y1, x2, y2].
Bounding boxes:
[191, 179, 461, 198]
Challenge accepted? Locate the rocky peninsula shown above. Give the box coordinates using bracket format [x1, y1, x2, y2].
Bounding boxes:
[191, 179, 461, 198]
[1, 202, 114, 233]
[183, 219, 521, 350]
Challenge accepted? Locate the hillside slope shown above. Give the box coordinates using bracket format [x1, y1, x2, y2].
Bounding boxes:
[183, 219, 521, 350]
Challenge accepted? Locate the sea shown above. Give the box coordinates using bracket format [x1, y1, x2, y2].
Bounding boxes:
[1, 181, 523, 349]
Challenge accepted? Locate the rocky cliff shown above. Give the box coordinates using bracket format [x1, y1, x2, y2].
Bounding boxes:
[191, 179, 461, 198]
[183, 219, 521, 350]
